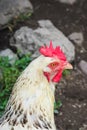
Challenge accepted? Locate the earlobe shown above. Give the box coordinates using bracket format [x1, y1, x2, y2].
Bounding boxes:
[43, 72, 50, 82]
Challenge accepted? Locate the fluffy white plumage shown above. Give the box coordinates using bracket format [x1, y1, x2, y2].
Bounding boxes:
[0, 55, 57, 130]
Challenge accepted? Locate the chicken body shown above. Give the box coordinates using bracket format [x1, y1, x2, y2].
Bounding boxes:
[0, 56, 57, 130]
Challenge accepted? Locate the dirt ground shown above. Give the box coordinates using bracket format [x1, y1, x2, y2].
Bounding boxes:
[0, 0, 87, 130]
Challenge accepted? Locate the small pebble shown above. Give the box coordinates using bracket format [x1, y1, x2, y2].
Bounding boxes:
[58, 0, 77, 5]
[78, 60, 87, 75]
[68, 32, 84, 47]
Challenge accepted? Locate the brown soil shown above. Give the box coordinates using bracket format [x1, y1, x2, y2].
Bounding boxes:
[0, 0, 87, 130]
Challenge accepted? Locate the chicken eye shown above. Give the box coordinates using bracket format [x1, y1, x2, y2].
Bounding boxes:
[48, 62, 59, 69]
[51, 62, 58, 66]
[51, 63, 56, 67]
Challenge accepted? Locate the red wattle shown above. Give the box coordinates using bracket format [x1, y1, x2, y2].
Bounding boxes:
[52, 70, 62, 82]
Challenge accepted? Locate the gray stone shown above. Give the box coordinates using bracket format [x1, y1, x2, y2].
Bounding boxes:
[78, 60, 87, 75]
[79, 124, 87, 130]
[0, 0, 33, 27]
[68, 32, 84, 47]
[58, 0, 77, 5]
[0, 48, 18, 64]
[10, 20, 75, 61]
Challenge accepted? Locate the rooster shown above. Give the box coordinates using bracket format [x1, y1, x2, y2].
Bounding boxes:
[0, 41, 72, 130]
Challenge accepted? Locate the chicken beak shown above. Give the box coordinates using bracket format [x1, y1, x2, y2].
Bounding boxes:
[64, 62, 73, 70]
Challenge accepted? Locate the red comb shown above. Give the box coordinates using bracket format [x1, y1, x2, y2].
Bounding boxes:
[39, 41, 66, 61]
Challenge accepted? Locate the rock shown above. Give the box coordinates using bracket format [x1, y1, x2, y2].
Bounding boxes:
[0, 48, 18, 64]
[78, 60, 87, 75]
[0, 0, 33, 27]
[68, 32, 84, 47]
[79, 124, 87, 130]
[10, 20, 75, 61]
[58, 0, 77, 5]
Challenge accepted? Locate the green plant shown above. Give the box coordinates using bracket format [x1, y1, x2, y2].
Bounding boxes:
[8, 12, 32, 32]
[0, 55, 31, 117]
[63, 69, 70, 76]
[54, 100, 62, 114]
[16, 12, 32, 22]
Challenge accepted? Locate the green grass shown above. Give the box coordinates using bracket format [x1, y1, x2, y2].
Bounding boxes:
[0, 54, 31, 117]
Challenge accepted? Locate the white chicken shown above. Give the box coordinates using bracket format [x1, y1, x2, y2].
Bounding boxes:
[0, 42, 72, 130]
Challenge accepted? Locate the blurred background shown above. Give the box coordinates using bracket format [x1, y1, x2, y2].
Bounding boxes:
[0, 0, 87, 130]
